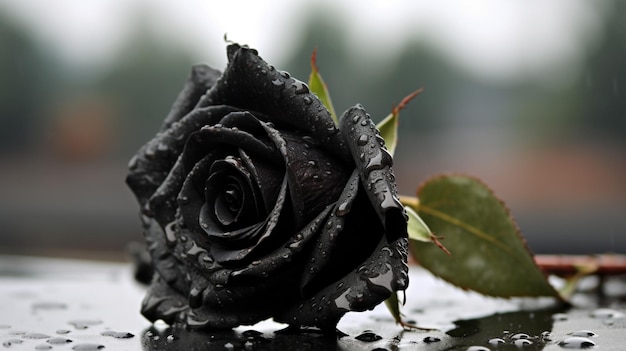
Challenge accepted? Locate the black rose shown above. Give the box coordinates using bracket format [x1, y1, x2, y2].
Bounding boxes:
[126, 44, 408, 330]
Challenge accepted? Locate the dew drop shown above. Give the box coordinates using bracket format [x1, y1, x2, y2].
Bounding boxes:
[511, 333, 530, 340]
[260, 69, 267, 75]
[590, 308, 623, 319]
[68, 320, 102, 330]
[466, 347, 490, 351]
[360, 119, 368, 126]
[291, 81, 309, 94]
[357, 135, 369, 145]
[553, 313, 568, 321]
[271, 79, 284, 87]
[488, 337, 505, 345]
[558, 336, 596, 349]
[2, 339, 23, 347]
[570, 330, 597, 337]
[336, 202, 349, 216]
[279, 71, 290, 79]
[224, 342, 235, 350]
[72, 344, 105, 350]
[423, 336, 440, 343]
[355, 331, 382, 342]
[48, 337, 73, 345]
[22, 333, 51, 339]
[513, 338, 533, 347]
[56, 329, 71, 335]
[35, 345, 53, 350]
[303, 96, 312, 105]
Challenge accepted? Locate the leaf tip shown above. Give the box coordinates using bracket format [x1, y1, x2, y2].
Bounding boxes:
[392, 87, 424, 117]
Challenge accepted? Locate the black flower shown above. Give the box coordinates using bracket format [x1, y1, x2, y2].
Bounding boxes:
[126, 44, 408, 330]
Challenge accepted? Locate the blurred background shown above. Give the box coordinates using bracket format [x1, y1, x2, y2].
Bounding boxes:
[0, 0, 624, 261]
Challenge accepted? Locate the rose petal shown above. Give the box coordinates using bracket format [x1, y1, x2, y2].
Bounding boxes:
[275, 238, 409, 329]
[196, 44, 351, 163]
[128, 105, 244, 205]
[160, 64, 222, 132]
[339, 105, 407, 243]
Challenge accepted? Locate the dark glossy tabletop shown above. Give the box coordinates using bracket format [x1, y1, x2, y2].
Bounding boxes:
[1, 255, 624, 350]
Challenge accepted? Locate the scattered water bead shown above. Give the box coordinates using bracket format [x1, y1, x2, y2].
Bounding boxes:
[570, 330, 597, 337]
[2, 339, 23, 347]
[166, 335, 175, 343]
[558, 336, 596, 349]
[22, 332, 51, 339]
[423, 336, 441, 343]
[48, 337, 73, 345]
[101, 330, 134, 339]
[511, 333, 530, 340]
[68, 320, 102, 330]
[355, 331, 382, 342]
[553, 313, 568, 321]
[35, 345, 53, 350]
[513, 339, 533, 347]
[72, 344, 105, 350]
[466, 346, 490, 351]
[56, 329, 71, 335]
[224, 342, 235, 350]
[590, 308, 624, 319]
[488, 337, 505, 345]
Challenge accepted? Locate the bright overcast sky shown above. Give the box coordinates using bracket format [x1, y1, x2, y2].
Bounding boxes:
[0, 0, 608, 84]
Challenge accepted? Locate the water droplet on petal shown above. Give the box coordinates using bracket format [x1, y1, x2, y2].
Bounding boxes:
[291, 81, 309, 94]
[48, 337, 73, 345]
[466, 347, 490, 351]
[511, 333, 530, 340]
[271, 79, 284, 87]
[303, 96, 312, 105]
[590, 308, 623, 319]
[357, 135, 369, 145]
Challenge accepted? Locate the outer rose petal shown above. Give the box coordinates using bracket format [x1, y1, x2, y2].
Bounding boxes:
[196, 44, 352, 164]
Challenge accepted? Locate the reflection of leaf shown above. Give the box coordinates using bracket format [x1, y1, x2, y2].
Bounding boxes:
[412, 175, 560, 298]
[308, 48, 337, 124]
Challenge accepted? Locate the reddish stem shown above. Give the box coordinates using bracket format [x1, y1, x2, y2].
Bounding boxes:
[392, 88, 424, 116]
[535, 254, 626, 277]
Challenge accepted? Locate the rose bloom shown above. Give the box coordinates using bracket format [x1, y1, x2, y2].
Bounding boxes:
[126, 44, 408, 330]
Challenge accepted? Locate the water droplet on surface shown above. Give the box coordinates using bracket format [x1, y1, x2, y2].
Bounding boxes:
[553, 313, 568, 321]
[357, 135, 369, 145]
[35, 345, 53, 350]
[513, 338, 533, 347]
[271, 79, 284, 87]
[558, 336, 596, 349]
[355, 331, 382, 342]
[56, 329, 70, 335]
[423, 336, 440, 343]
[224, 342, 235, 350]
[303, 96, 312, 105]
[68, 320, 102, 330]
[2, 339, 23, 347]
[22, 333, 50, 339]
[336, 202, 349, 216]
[570, 330, 597, 337]
[48, 337, 73, 345]
[488, 337, 505, 345]
[511, 333, 530, 340]
[466, 346, 490, 351]
[590, 308, 623, 319]
[279, 71, 290, 79]
[72, 344, 105, 350]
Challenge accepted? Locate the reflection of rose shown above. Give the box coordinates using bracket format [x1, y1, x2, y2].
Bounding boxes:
[126, 44, 408, 330]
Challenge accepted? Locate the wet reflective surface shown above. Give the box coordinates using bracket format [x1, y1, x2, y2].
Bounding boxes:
[1, 255, 624, 350]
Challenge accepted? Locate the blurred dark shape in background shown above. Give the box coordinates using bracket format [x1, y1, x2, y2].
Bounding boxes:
[0, 1, 624, 260]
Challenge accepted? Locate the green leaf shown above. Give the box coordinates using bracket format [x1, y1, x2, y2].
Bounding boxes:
[376, 112, 398, 156]
[384, 291, 403, 325]
[412, 175, 560, 298]
[308, 49, 338, 124]
[376, 88, 423, 157]
[406, 205, 432, 243]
